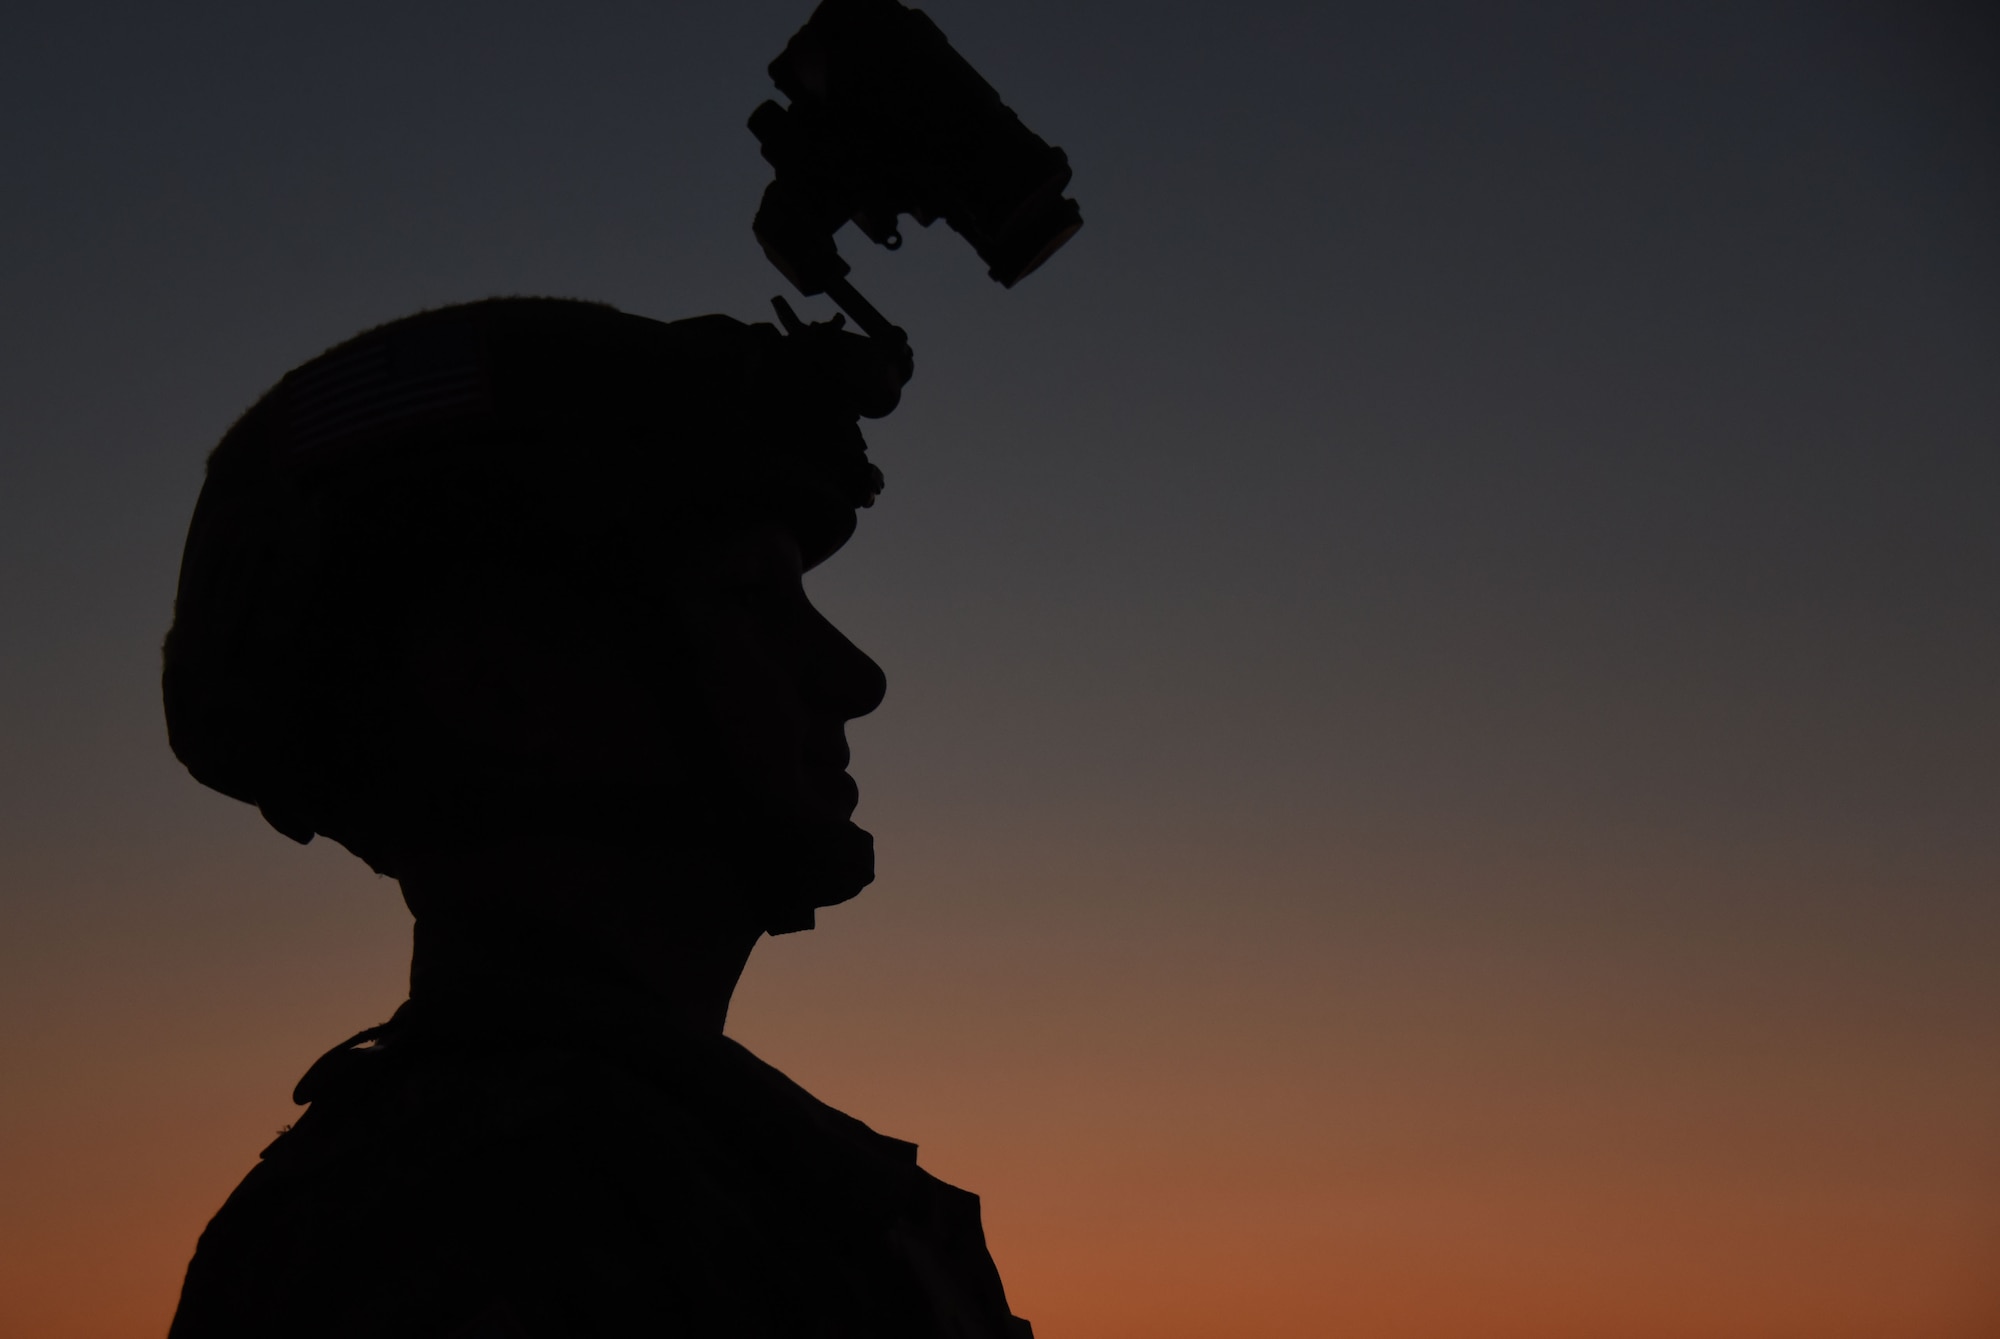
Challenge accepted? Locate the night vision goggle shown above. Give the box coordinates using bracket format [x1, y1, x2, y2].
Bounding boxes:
[750, 0, 1083, 392]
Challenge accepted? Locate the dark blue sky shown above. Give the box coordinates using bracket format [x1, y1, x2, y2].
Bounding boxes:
[5, 4, 1994, 840]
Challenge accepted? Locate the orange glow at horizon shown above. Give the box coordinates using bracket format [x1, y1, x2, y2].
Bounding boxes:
[8, 833, 1991, 1339]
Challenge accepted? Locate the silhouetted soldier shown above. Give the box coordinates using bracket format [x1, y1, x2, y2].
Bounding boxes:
[161, 296, 1033, 1337]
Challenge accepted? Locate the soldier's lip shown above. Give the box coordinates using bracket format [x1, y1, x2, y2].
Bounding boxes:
[804, 739, 852, 770]
[820, 769, 860, 818]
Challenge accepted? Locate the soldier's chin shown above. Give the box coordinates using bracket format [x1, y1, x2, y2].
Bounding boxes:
[749, 819, 875, 936]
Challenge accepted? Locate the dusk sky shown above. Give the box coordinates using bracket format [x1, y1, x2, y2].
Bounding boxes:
[3, 3, 1997, 1335]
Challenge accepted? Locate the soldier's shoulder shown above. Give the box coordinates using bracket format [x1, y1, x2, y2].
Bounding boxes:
[169, 1015, 764, 1337]
[171, 1005, 1034, 1338]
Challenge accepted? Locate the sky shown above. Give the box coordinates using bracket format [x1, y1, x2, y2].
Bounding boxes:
[2, 2, 1997, 1335]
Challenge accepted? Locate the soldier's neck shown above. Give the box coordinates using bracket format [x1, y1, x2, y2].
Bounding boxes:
[396, 839, 762, 1037]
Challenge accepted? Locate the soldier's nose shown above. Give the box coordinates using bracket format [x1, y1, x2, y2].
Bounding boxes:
[810, 617, 886, 723]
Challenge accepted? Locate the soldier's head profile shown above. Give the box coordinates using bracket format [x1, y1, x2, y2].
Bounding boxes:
[163, 296, 892, 941]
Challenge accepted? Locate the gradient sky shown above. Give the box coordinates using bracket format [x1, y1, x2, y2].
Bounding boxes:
[3, 3, 1997, 1336]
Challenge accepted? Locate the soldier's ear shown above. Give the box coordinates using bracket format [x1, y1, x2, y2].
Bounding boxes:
[405, 586, 679, 783]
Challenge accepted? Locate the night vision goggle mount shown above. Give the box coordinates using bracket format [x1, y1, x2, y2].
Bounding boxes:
[751, 0, 1083, 401]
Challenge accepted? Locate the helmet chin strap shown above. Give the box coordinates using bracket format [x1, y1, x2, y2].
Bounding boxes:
[403, 770, 875, 937]
[734, 815, 875, 935]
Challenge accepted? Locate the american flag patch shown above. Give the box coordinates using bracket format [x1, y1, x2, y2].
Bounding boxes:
[288, 320, 489, 453]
